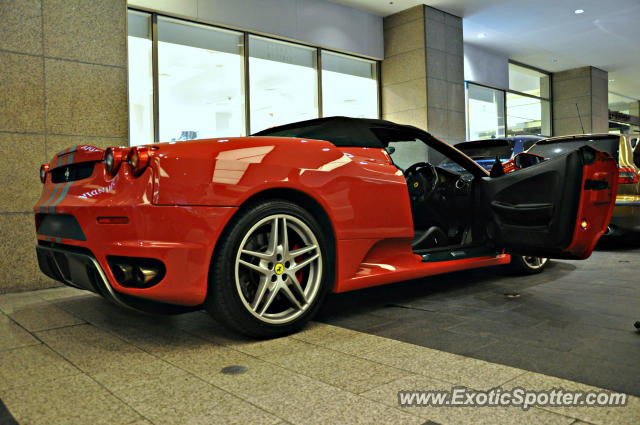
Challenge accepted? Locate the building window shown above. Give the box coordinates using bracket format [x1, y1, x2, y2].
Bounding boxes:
[157, 18, 245, 141]
[249, 36, 318, 133]
[127, 11, 153, 146]
[608, 92, 640, 134]
[126, 9, 379, 145]
[466, 83, 505, 140]
[508, 63, 550, 98]
[465, 63, 551, 140]
[506, 63, 551, 137]
[321, 51, 378, 118]
[506, 94, 551, 136]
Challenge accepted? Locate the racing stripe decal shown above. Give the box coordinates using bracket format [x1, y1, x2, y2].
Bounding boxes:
[66, 153, 74, 165]
[48, 181, 73, 213]
[40, 183, 62, 213]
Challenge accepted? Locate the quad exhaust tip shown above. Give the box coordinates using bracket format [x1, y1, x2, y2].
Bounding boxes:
[107, 256, 166, 288]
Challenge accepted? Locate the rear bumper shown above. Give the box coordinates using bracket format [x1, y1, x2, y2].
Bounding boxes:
[36, 243, 131, 308]
[34, 205, 238, 306]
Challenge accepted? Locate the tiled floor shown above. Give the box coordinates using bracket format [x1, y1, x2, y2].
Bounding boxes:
[0, 286, 639, 425]
[317, 237, 640, 397]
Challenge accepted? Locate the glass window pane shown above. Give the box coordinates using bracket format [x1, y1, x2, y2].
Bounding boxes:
[249, 36, 318, 133]
[157, 18, 245, 142]
[127, 11, 153, 146]
[508, 63, 550, 99]
[506, 94, 551, 136]
[467, 84, 505, 140]
[321, 51, 378, 118]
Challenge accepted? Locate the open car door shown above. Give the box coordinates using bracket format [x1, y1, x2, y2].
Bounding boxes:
[479, 146, 618, 259]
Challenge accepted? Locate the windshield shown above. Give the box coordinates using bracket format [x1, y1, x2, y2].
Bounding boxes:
[456, 142, 513, 160]
[528, 137, 620, 162]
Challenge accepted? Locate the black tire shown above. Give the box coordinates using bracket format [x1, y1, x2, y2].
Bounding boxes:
[205, 199, 332, 338]
[509, 255, 549, 275]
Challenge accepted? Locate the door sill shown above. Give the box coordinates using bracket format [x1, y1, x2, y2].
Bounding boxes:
[414, 244, 500, 262]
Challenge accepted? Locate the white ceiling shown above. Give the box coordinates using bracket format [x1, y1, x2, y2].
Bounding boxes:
[331, 0, 640, 99]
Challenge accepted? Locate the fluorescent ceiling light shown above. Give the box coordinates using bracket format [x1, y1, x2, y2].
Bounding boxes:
[477, 33, 486, 39]
[574, 9, 584, 14]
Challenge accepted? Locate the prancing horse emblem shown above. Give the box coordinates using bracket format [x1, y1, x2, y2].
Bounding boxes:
[64, 167, 70, 182]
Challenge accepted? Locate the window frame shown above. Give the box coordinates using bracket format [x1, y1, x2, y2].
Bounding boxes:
[465, 61, 553, 140]
[127, 8, 381, 145]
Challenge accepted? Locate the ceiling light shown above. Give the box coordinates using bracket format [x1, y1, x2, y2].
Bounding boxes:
[574, 9, 584, 14]
[609, 79, 615, 82]
[477, 33, 486, 39]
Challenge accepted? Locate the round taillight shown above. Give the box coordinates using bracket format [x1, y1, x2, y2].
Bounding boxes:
[40, 164, 49, 183]
[128, 146, 150, 177]
[104, 147, 124, 176]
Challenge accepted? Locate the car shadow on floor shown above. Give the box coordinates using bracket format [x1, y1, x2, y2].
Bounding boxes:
[595, 231, 640, 252]
[317, 261, 577, 322]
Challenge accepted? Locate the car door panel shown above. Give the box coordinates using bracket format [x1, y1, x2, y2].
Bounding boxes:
[479, 146, 618, 259]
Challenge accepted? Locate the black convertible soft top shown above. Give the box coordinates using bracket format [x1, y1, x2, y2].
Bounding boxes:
[252, 116, 428, 148]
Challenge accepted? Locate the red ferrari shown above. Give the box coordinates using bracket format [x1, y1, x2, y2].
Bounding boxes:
[34, 117, 618, 337]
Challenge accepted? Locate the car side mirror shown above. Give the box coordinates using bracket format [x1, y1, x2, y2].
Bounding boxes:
[385, 146, 396, 155]
[514, 152, 544, 169]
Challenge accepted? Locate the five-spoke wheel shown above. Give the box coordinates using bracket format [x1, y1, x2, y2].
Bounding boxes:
[235, 214, 322, 324]
[206, 200, 331, 337]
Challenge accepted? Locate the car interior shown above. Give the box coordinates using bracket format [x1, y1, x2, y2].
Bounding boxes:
[379, 131, 483, 255]
[379, 128, 587, 260]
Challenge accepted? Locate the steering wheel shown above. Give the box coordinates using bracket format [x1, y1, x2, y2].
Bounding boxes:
[404, 162, 439, 202]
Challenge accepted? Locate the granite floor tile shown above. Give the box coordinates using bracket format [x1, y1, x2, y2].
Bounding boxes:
[35, 323, 185, 389]
[0, 291, 49, 314]
[372, 323, 497, 356]
[0, 344, 79, 391]
[271, 345, 412, 394]
[360, 340, 525, 391]
[158, 343, 266, 381]
[207, 358, 419, 425]
[35, 286, 87, 301]
[296, 325, 402, 357]
[0, 313, 40, 351]
[361, 374, 575, 425]
[114, 374, 280, 425]
[7, 302, 85, 332]
[231, 334, 317, 359]
[0, 374, 144, 425]
[505, 372, 640, 425]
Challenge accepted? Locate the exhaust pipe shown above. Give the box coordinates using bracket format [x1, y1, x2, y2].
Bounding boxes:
[107, 256, 165, 288]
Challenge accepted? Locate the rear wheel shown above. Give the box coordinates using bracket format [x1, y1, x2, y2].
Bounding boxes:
[206, 200, 331, 338]
[509, 255, 549, 275]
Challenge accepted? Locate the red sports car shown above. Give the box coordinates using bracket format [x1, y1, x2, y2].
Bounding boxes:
[34, 117, 618, 337]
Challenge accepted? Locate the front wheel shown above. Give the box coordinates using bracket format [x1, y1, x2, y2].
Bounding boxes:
[206, 200, 332, 338]
[509, 255, 549, 275]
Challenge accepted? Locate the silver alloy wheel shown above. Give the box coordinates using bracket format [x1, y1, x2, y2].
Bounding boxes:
[234, 214, 322, 325]
[522, 256, 548, 269]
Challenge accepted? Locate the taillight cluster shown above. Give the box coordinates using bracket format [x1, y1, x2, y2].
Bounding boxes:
[104, 146, 150, 178]
[39, 164, 49, 183]
[618, 166, 639, 184]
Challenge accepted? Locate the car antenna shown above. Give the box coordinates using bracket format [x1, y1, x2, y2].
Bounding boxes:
[575, 103, 585, 133]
